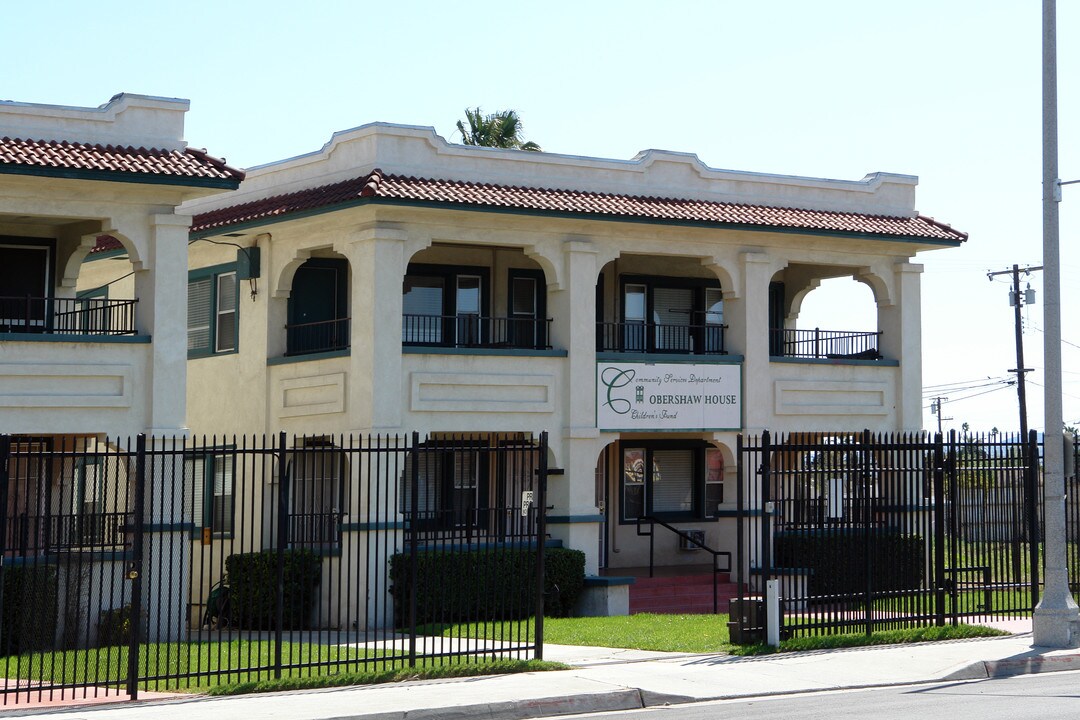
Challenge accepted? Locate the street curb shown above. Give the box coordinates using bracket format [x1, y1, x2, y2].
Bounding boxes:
[944, 652, 1080, 681]
[318, 689, 647, 720]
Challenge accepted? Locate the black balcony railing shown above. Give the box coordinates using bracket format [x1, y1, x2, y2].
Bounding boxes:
[770, 327, 882, 360]
[596, 321, 728, 355]
[285, 317, 351, 356]
[4, 512, 131, 554]
[0, 296, 138, 335]
[288, 511, 342, 548]
[402, 314, 552, 350]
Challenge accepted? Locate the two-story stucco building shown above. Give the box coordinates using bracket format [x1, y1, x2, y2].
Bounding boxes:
[0, 94, 243, 641]
[94, 122, 963, 608]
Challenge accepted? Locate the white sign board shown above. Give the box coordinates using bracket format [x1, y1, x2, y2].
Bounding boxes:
[596, 363, 741, 431]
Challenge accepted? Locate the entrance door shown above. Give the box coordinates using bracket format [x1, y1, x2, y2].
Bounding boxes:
[287, 259, 348, 354]
[595, 450, 608, 569]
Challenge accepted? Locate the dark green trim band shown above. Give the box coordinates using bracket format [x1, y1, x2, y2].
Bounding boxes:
[145, 522, 195, 533]
[750, 566, 814, 576]
[342, 521, 405, 531]
[268, 348, 351, 366]
[596, 352, 744, 364]
[713, 509, 763, 517]
[189, 261, 238, 281]
[189, 196, 964, 248]
[6, 549, 135, 566]
[0, 332, 151, 344]
[547, 514, 604, 524]
[82, 248, 129, 262]
[770, 356, 899, 367]
[601, 427, 741, 434]
[584, 575, 636, 587]
[0, 164, 240, 190]
[402, 346, 567, 358]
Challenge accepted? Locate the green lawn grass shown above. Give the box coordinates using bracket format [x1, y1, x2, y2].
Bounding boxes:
[430, 613, 1008, 655]
[0, 641, 565, 695]
[0, 615, 1011, 697]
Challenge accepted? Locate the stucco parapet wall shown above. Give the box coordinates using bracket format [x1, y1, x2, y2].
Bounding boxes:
[182, 122, 920, 219]
[0, 93, 188, 151]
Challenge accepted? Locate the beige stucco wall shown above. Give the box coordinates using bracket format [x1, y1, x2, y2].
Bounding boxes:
[173, 124, 956, 579]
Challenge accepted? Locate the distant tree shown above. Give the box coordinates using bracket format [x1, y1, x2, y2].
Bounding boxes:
[456, 108, 541, 151]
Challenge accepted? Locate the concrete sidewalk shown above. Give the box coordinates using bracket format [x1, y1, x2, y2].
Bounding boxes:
[10, 623, 1080, 719]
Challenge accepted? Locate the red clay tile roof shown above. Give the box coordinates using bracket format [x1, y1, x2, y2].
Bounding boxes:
[90, 235, 123, 254]
[190, 169, 967, 242]
[0, 137, 244, 184]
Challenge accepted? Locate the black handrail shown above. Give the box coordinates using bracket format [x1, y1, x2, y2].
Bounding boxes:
[401, 314, 552, 350]
[769, 327, 881, 360]
[0, 295, 138, 335]
[597, 321, 727, 355]
[636, 515, 732, 614]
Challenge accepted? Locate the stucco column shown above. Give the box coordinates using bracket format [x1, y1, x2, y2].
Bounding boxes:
[878, 262, 923, 431]
[126, 214, 192, 640]
[340, 226, 406, 432]
[736, 252, 772, 431]
[132, 213, 191, 434]
[547, 239, 602, 573]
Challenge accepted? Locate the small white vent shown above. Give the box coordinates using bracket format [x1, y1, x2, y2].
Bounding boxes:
[679, 529, 705, 551]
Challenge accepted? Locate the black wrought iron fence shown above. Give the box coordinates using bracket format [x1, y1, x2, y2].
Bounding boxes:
[0, 296, 137, 335]
[595, 320, 727, 355]
[284, 317, 350, 356]
[769, 328, 881, 360]
[401, 314, 552, 350]
[0, 431, 548, 705]
[736, 429, 1040, 641]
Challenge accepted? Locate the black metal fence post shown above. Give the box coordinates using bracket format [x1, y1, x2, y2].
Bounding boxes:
[933, 432, 946, 627]
[408, 431, 419, 667]
[1027, 429, 1041, 608]
[735, 434, 745, 609]
[126, 434, 147, 700]
[0, 436, 10, 657]
[275, 431, 289, 680]
[862, 429, 873, 636]
[760, 430, 773, 601]
[535, 431, 548, 661]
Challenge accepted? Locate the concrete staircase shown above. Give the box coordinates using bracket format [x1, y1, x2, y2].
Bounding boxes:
[627, 570, 738, 615]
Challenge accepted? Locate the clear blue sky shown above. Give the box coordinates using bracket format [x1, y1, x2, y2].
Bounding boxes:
[5, 0, 1077, 432]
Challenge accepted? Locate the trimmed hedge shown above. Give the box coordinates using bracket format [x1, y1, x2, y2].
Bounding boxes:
[225, 550, 322, 630]
[774, 531, 924, 597]
[1, 565, 58, 654]
[389, 547, 585, 626]
[97, 604, 149, 647]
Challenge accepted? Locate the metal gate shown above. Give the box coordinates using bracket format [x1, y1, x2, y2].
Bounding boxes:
[0, 431, 548, 705]
[736, 429, 1040, 639]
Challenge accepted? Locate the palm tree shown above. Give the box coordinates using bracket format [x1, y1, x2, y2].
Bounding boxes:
[456, 108, 541, 151]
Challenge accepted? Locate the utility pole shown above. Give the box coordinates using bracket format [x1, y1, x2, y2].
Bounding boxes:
[930, 396, 951, 435]
[1033, 0, 1079, 648]
[986, 263, 1041, 442]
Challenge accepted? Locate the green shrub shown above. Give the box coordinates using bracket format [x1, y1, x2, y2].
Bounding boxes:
[1, 565, 58, 654]
[225, 550, 322, 630]
[774, 530, 924, 597]
[544, 548, 586, 617]
[97, 604, 148, 647]
[389, 547, 585, 626]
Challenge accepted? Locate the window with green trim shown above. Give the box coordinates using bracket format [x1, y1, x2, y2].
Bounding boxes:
[188, 266, 238, 357]
[185, 451, 235, 536]
[619, 441, 725, 522]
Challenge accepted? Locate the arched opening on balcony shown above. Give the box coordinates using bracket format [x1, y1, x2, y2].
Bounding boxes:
[402, 245, 551, 350]
[769, 265, 883, 360]
[285, 254, 350, 357]
[596, 255, 727, 356]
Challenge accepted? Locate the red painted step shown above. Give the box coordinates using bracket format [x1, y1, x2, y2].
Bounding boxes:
[627, 573, 739, 615]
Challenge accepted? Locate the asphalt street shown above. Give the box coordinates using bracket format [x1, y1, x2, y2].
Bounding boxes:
[557, 670, 1080, 720]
